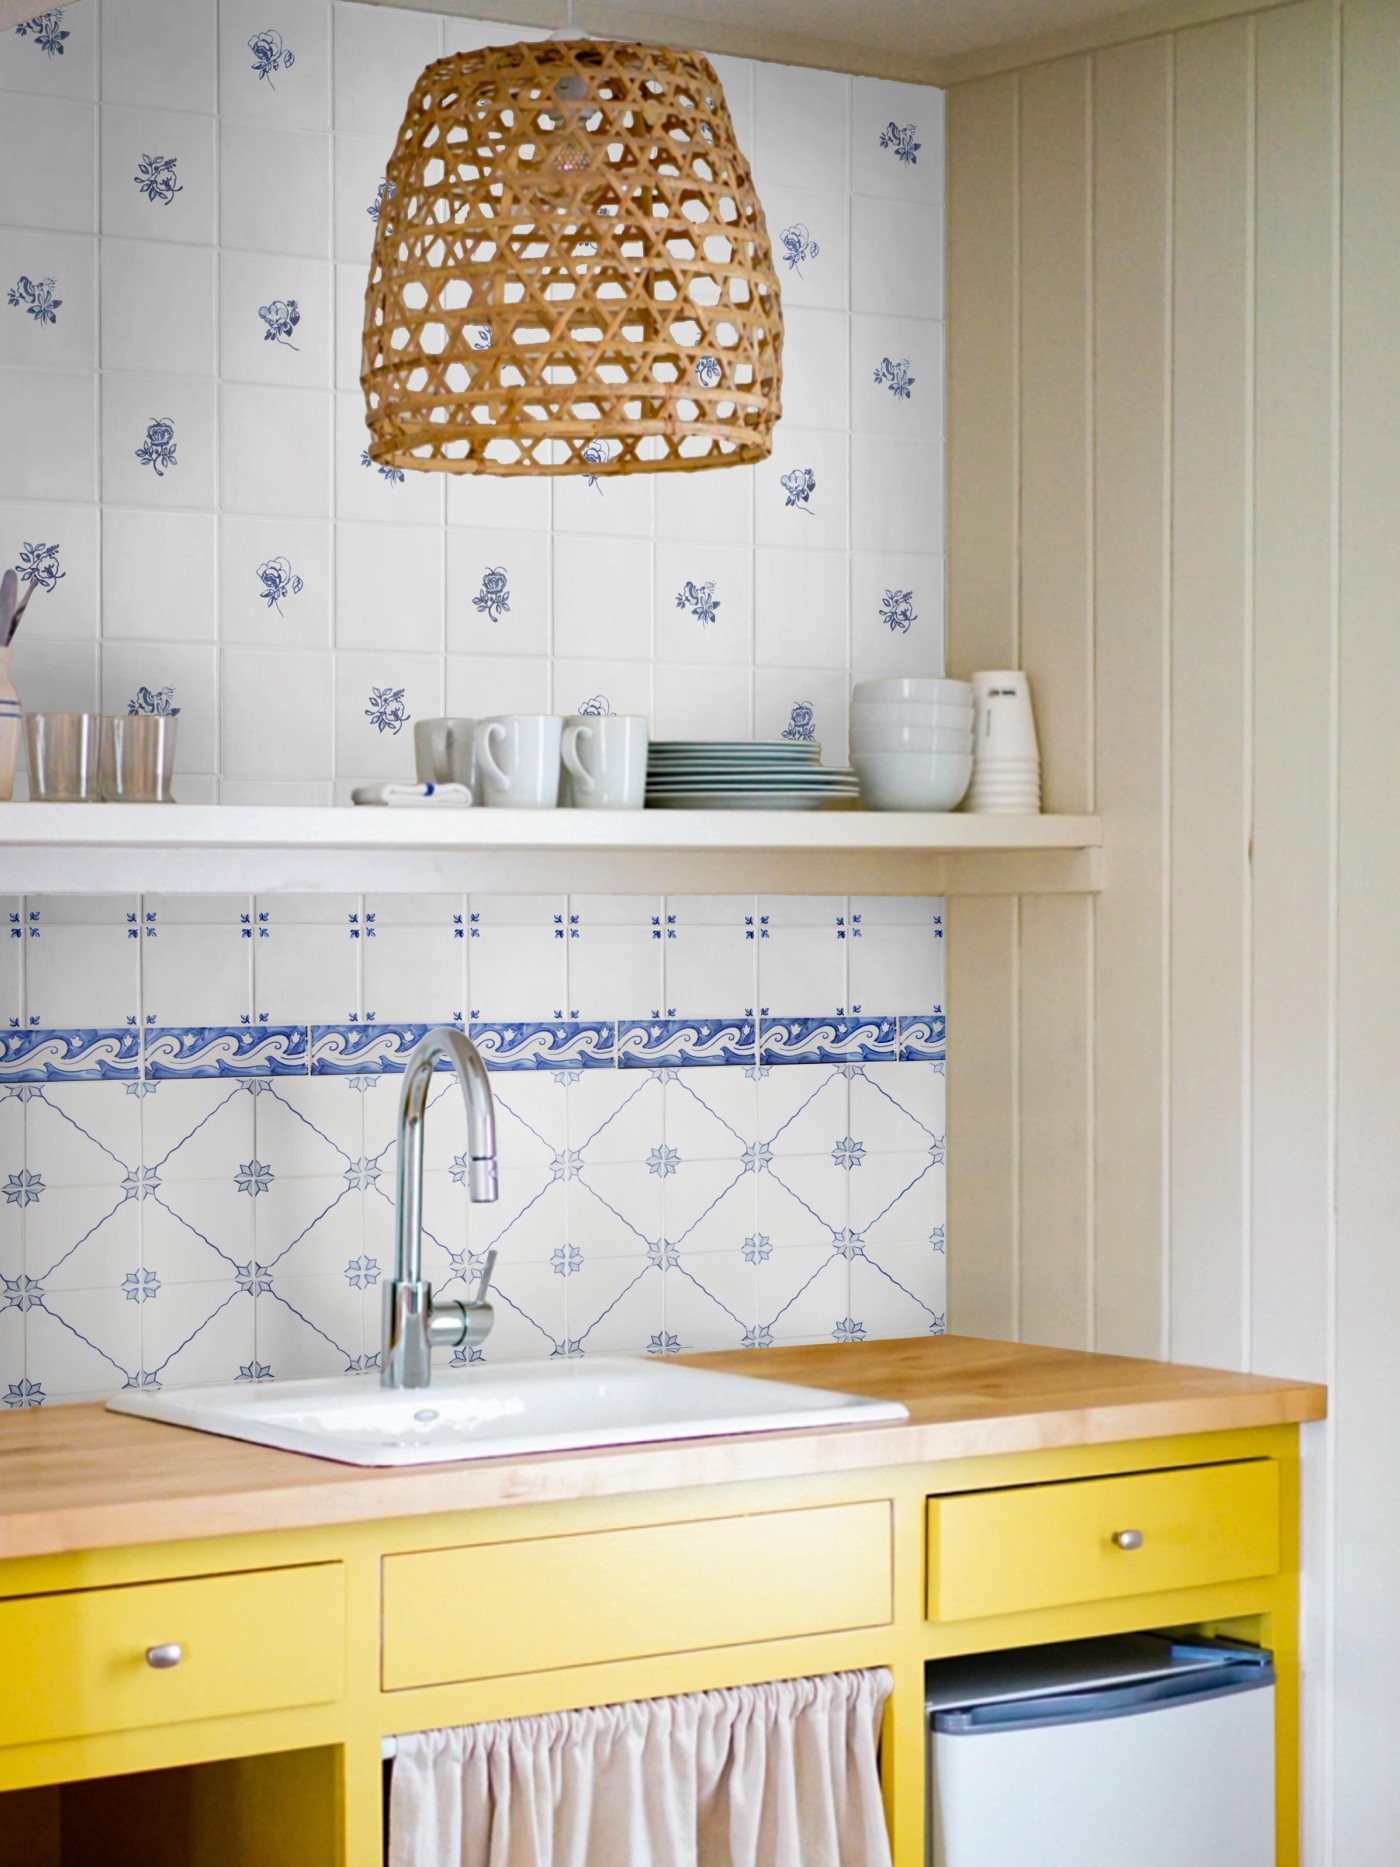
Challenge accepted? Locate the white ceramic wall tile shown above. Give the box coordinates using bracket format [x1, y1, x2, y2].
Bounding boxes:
[0, 96, 96, 234]
[0, 368, 97, 502]
[1, 3, 96, 100]
[340, 523, 444, 652]
[334, 392, 442, 524]
[446, 465, 551, 533]
[332, 1, 440, 135]
[652, 665, 751, 742]
[100, 106, 216, 244]
[219, 251, 332, 387]
[779, 307, 851, 431]
[100, 237, 213, 373]
[101, 0, 218, 113]
[441, 17, 548, 55]
[850, 550, 944, 674]
[333, 649, 441, 779]
[851, 78, 945, 203]
[0, 500, 99, 641]
[852, 313, 944, 443]
[0, 228, 97, 369]
[654, 539, 753, 669]
[551, 659, 651, 722]
[218, 515, 332, 646]
[100, 641, 218, 774]
[101, 371, 217, 508]
[553, 533, 652, 663]
[446, 529, 547, 659]
[851, 436, 943, 555]
[760, 184, 848, 312]
[220, 122, 332, 256]
[101, 508, 218, 639]
[141, 913, 252, 1025]
[218, 0, 331, 132]
[332, 135, 391, 264]
[754, 425, 850, 550]
[221, 383, 332, 516]
[552, 464, 653, 539]
[222, 645, 333, 778]
[444, 653, 550, 721]
[653, 458, 753, 546]
[752, 63, 850, 195]
[754, 547, 849, 671]
[753, 665, 850, 761]
[851, 192, 943, 317]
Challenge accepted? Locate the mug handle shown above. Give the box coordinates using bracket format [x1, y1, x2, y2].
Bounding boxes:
[560, 723, 596, 797]
[476, 721, 510, 791]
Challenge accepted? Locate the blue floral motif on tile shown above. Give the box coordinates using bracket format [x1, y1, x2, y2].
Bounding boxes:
[360, 448, 404, 484]
[879, 120, 921, 166]
[648, 1332, 681, 1355]
[781, 702, 816, 742]
[873, 355, 915, 400]
[0, 1028, 140, 1082]
[15, 10, 68, 56]
[133, 154, 182, 207]
[128, 684, 180, 717]
[144, 1026, 308, 1079]
[647, 1144, 680, 1178]
[122, 1165, 161, 1200]
[897, 1011, 946, 1063]
[760, 1015, 898, 1066]
[365, 685, 409, 735]
[1, 1273, 44, 1311]
[742, 1234, 771, 1264]
[831, 1136, 866, 1170]
[695, 354, 722, 389]
[134, 417, 178, 477]
[345, 1255, 380, 1289]
[343, 1157, 381, 1191]
[256, 555, 303, 613]
[122, 1268, 160, 1304]
[14, 540, 63, 593]
[675, 579, 720, 627]
[467, 324, 492, 350]
[582, 437, 612, 491]
[780, 466, 816, 513]
[832, 1316, 867, 1342]
[552, 1245, 582, 1278]
[309, 1024, 433, 1075]
[259, 298, 300, 348]
[577, 694, 610, 716]
[367, 178, 394, 222]
[617, 1018, 756, 1070]
[472, 566, 510, 623]
[3, 1378, 44, 1409]
[4, 1168, 44, 1207]
[6, 275, 60, 327]
[879, 588, 917, 634]
[234, 1162, 274, 1198]
[247, 28, 294, 85]
[779, 222, 820, 276]
[237, 1360, 273, 1382]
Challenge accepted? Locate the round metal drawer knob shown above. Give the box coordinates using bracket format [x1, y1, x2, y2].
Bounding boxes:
[1112, 1528, 1144, 1551]
[145, 1643, 183, 1669]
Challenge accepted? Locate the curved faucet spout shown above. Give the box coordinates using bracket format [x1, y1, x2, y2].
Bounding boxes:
[383, 1026, 499, 1388]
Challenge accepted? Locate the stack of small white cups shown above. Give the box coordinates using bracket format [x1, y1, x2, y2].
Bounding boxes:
[967, 670, 1041, 812]
[849, 677, 975, 810]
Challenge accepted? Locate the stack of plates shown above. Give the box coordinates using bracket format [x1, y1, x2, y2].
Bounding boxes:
[646, 741, 860, 810]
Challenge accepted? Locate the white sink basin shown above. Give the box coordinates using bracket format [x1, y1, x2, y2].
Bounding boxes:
[106, 1356, 909, 1467]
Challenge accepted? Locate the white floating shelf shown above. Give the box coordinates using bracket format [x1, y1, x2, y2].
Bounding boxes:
[0, 804, 1103, 897]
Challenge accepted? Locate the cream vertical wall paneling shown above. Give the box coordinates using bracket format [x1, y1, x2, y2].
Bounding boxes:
[1089, 34, 1171, 1360]
[1335, 4, 1400, 1860]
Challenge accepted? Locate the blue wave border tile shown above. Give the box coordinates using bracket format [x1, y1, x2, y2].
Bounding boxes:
[898, 1012, 947, 1063]
[146, 1026, 309, 1079]
[470, 1021, 616, 1071]
[0, 1027, 141, 1081]
[617, 1018, 757, 1069]
[759, 1015, 898, 1066]
[310, 1024, 435, 1074]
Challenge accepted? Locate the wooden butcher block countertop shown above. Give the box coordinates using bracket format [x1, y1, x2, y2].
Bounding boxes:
[0, 1335, 1327, 1562]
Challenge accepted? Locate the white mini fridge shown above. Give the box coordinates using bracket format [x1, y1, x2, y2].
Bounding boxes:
[926, 1634, 1275, 1867]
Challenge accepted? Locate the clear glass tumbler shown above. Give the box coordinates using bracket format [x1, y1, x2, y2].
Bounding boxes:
[101, 713, 177, 803]
[23, 712, 104, 801]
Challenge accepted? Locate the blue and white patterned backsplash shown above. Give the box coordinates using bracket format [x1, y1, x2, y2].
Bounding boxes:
[0, 3, 947, 1405]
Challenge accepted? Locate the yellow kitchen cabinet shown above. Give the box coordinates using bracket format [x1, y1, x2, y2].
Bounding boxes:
[0, 1337, 1324, 1867]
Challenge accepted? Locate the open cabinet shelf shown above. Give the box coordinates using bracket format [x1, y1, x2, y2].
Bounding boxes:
[0, 804, 1102, 897]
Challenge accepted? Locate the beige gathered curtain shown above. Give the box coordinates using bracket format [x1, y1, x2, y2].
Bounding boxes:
[390, 1669, 895, 1867]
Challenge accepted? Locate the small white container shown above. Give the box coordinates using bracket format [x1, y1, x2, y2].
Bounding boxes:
[853, 676, 974, 707]
[852, 750, 972, 812]
[972, 670, 1040, 763]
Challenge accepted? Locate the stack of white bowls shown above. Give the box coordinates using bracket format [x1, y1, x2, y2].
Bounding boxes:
[849, 677, 974, 811]
[967, 669, 1041, 813]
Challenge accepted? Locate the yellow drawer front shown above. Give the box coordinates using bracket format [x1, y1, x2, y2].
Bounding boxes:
[383, 1502, 892, 1690]
[0, 1563, 344, 1747]
[927, 1460, 1279, 1622]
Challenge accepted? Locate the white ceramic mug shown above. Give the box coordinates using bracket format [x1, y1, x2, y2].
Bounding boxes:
[561, 715, 648, 809]
[415, 717, 476, 794]
[473, 714, 563, 807]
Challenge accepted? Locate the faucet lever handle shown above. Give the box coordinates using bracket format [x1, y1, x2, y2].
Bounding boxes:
[473, 1248, 498, 1306]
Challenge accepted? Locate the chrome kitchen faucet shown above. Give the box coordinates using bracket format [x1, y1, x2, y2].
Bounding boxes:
[382, 1026, 499, 1388]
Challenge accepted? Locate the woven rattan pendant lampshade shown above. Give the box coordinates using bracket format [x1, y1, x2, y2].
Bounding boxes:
[361, 38, 783, 478]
